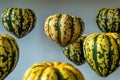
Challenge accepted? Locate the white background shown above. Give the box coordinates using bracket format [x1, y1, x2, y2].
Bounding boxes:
[0, 0, 120, 80]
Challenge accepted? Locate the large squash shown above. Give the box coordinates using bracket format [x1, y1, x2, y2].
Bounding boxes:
[96, 8, 120, 33]
[1, 8, 36, 38]
[63, 36, 86, 65]
[22, 61, 84, 80]
[44, 13, 85, 47]
[83, 33, 120, 77]
[0, 34, 19, 80]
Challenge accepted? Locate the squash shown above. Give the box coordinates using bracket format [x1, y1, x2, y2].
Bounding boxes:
[22, 61, 84, 80]
[44, 13, 85, 47]
[1, 8, 36, 38]
[0, 34, 19, 80]
[83, 33, 120, 77]
[63, 36, 86, 65]
[96, 8, 120, 33]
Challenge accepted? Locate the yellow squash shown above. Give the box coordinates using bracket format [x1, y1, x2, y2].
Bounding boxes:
[44, 13, 85, 47]
[22, 62, 84, 80]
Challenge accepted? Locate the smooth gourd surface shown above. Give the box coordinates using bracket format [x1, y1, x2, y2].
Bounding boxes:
[22, 62, 84, 80]
[83, 33, 120, 77]
[96, 8, 120, 33]
[44, 13, 85, 47]
[63, 36, 86, 65]
[0, 34, 19, 80]
[1, 8, 36, 38]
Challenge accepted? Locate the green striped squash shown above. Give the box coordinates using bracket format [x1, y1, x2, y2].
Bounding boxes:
[22, 61, 84, 80]
[0, 34, 19, 80]
[63, 36, 86, 65]
[44, 13, 85, 47]
[83, 33, 120, 77]
[96, 8, 120, 33]
[1, 8, 36, 38]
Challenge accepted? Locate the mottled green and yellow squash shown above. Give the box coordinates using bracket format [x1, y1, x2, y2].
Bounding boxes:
[22, 62, 84, 80]
[96, 8, 120, 33]
[83, 33, 120, 77]
[44, 13, 85, 47]
[1, 8, 36, 38]
[63, 36, 86, 65]
[0, 34, 19, 80]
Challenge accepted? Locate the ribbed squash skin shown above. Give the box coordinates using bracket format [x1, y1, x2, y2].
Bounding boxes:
[63, 36, 86, 65]
[44, 13, 85, 47]
[0, 34, 19, 80]
[96, 8, 120, 33]
[83, 33, 120, 77]
[1, 8, 36, 38]
[22, 62, 84, 80]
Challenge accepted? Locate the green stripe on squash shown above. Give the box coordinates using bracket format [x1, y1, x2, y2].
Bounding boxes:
[22, 62, 84, 80]
[0, 34, 19, 80]
[63, 36, 86, 65]
[83, 33, 120, 77]
[44, 13, 85, 47]
[96, 8, 120, 33]
[1, 8, 36, 38]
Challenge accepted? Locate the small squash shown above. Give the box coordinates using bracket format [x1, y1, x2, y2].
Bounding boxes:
[44, 13, 85, 47]
[96, 8, 120, 33]
[22, 61, 84, 80]
[83, 33, 120, 77]
[0, 34, 19, 80]
[63, 36, 86, 65]
[1, 8, 36, 38]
